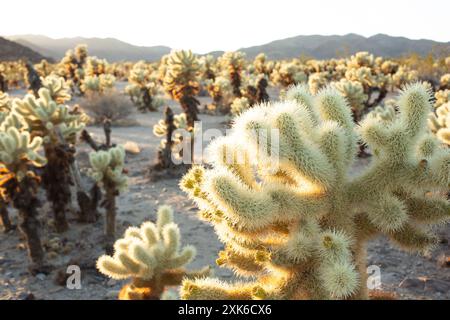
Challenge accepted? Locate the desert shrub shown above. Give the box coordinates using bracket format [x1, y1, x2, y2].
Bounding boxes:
[80, 91, 134, 125]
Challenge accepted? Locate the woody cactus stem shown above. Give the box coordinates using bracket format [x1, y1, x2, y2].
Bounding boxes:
[257, 78, 269, 104]
[6, 176, 45, 271]
[156, 107, 176, 170]
[0, 200, 14, 232]
[104, 181, 117, 254]
[41, 143, 75, 232]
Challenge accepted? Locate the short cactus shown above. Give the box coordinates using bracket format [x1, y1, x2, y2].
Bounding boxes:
[89, 146, 127, 253]
[96, 205, 210, 299]
[180, 83, 450, 300]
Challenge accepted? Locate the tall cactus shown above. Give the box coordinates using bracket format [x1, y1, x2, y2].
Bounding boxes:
[13, 87, 86, 232]
[180, 83, 450, 300]
[96, 205, 210, 300]
[163, 50, 201, 129]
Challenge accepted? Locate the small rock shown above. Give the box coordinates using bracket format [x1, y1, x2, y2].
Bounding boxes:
[123, 141, 140, 155]
[424, 279, 450, 293]
[437, 254, 450, 268]
[155, 200, 159, 205]
[106, 290, 120, 299]
[18, 292, 35, 300]
[399, 277, 425, 290]
[36, 273, 46, 281]
[107, 279, 117, 287]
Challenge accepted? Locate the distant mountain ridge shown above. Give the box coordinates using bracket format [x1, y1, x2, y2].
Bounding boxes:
[236, 33, 450, 60]
[0, 36, 49, 62]
[7, 35, 171, 62]
[5, 33, 450, 62]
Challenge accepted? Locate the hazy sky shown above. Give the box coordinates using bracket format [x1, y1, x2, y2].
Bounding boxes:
[2, 0, 449, 53]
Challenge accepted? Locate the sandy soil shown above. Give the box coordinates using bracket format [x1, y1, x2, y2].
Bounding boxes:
[0, 84, 449, 300]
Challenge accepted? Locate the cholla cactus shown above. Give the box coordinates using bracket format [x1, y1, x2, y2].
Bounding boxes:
[308, 72, 329, 95]
[219, 52, 246, 98]
[0, 64, 7, 92]
[125, 61, 164, 112]
[40, 75, 72, 104]
[89, 146, 127, 253]
[85, 56, 108, 77]
[331, 79, 367, 120]
[435, 90, 450, 108]
[428, 103, 450, 146]
[24, 62, 42, 97]
[180, 83, 450, 300]
[152, 108, 189, 171]
[439, 74, 450, 90]
[272, 61, 307, 88]
[230, 97, 251, 116]
[0, 92, 11, 122]
[59, 45, 88, 94]
[199, 55, 216, 81]
[163, 50, 201, 128]
[205, 76, 233, 114]
[0, 111, 47, 269]
[34, 59, 53, 78]
[81, 74, 116, 95]
[96, 205, 210, 300]
[365, 104, 397, 123]
[13, 88, 86, 232]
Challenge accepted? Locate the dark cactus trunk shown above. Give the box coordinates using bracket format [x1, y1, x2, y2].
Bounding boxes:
[42, 143, 74, 233]
[8, 176, 45, 273]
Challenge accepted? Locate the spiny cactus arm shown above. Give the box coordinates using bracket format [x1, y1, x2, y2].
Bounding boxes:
[40, 75, 71, 103]
[0, 127, 47, 171]
[181, 278, 257, 300]
[283, 84, 318, 124]
[387, 223, 438, 253]
[401, 193, 450, 224]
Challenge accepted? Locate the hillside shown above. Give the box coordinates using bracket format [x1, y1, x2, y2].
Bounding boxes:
[7, 35, 171, 62]
[0, 36, 49, 62]
[237, 33, 450, 59]
[6, 33, 450, 62]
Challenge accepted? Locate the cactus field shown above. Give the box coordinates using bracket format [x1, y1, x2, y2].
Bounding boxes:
[1, 2, 450, 301]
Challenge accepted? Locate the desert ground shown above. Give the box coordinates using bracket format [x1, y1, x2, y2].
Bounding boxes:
[0, 83, 449, 300]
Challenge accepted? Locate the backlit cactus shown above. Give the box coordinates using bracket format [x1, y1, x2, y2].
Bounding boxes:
[13, 88, 86, 232]
[125, 61, 164, 112]
[163, 50, 201, 128]
[0, 110, 47, 270]
[230, 97, 251, 116]
[40, 75, 72, 104]
[180, 83, 450, 300]
[331, 79, 367, 120]
[81, 74, 116, 95]
[89, 146, 127, 253]
[219, 52, 246, 98]
[429, 102, 450, 146]
[96, 205, 210, 299]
